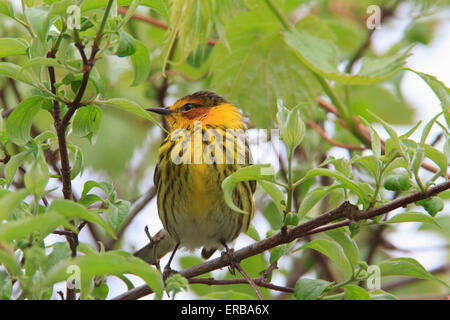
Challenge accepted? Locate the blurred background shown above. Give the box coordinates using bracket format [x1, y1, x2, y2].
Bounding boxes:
[1, 0, 449, 299]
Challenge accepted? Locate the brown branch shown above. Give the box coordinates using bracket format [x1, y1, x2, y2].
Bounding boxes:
[307, 120, 365, 151]
[117, 6, 217, 46]
[113, 180, 450, 300]
[235, 263, 264, 300]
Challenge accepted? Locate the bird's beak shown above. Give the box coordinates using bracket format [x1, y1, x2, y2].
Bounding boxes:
[146, 107, 173, 115]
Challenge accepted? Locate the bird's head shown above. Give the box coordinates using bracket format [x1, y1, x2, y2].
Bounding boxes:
[147, 91, 244, 130]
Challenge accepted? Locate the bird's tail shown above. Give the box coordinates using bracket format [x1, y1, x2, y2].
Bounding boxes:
[134, 229, 176, 264]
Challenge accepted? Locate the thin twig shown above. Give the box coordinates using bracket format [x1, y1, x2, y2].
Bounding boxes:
[235, 263, 264, 300]
[307, 120, 366, 151]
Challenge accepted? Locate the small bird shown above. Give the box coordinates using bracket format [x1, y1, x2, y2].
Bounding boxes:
[135, 91, 256, 275]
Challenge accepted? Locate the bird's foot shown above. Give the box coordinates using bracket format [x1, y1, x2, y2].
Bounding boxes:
[221, 244, 238, 276]
[162, 265, 178, 281]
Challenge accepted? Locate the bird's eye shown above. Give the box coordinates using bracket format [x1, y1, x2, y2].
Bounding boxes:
[183, 103, 194, 111]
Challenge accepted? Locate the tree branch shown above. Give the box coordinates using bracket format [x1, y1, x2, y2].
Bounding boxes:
[113, 180, 450, 300]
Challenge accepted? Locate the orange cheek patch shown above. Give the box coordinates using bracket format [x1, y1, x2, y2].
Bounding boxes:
[182, 107, 210, 120]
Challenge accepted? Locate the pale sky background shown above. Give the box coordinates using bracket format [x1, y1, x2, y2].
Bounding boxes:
[6, 1, 449, 299]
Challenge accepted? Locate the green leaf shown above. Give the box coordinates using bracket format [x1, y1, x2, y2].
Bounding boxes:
[270, 242, 293, 264]
[382, 212, 439, 226]
[424, 144, 448, 178]
[19, 57, 71, 77]
[0, 248, 22, 276]
[0, 213, 70, 242]
[106, 199, 130, 233]
[0, 0, 14, 18]
[284, 30, 410, 85]
[383, 173, 410, 191]
[211, 8, 318, 127]
[325, 228, 359, 268]
[5, 151, 31, 186]
[97, 98, 165, 132]
[46, 242, 71, 272]
[378, 257, 449, 289]
[116, 31, 136, 57]
[81, 180, 114, 198]
[294, 278, 332, 300]
[245, 224, 260, 241]
[368, 110, 405, 159]
[72, 105, 102, 144]
[344, 285, 370, 300]
[416, 197, 444, 217]
[6, 96, 47, 146]
[303, 168, 369, 207]
[70, 145, 84, 180]
[258, 180, 285, 215]
[24, 6, 51, 43]
[0, 38, 28, 58]
[221, 164, 272, 214]
[24, 150, 50, 196]
[0, 190, 28, 222]
[297, 239, 352, 277]
[263, 202, 283, 230]
[298, 184, 342, 219]
[48, 199, 116, 238]
[408, 70, 450, 127]
[369, 289, 399, 300]
[279, 104, 305, 153]
[46, 251, 164, 299]
[130, 40, 151, 86]
[0, 62, 34, 85]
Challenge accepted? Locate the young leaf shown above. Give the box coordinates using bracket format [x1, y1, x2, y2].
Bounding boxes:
[382, 212, 439, 226]
[106, 199, 130, 233]
[279, 105, 306, 153]
[325, 228, 359, 268]
[378, 257, 449, 289]
[72, 105, 102, 144]
[303, 168, 369, 207]
[0, 190, 28, 222]
[294, 278, 332, 300]
[416, 197, 444, 217]
[408, 70, 450, 127]
[0, 0, 14, 18]
[48, 199, 116, 238]
[24, 150, 50, 196]
[297, 239, 352, 277]
[0, 213, 70, 242]
[298, 184, 342, 219]
[115, 31, 137, 57]
[221, 164, 272, 214]
[0, 38, 28, 58]
[6, 96, 47, 146]
[5, 150, 31, 185]
[344, 285, 370, 300]
[24, 6, 51, 43]
[0, 62, 34, 85]
[130, 40, 151, 87]
[263, 202, 283, 230]
[45, 251, 164, 299]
